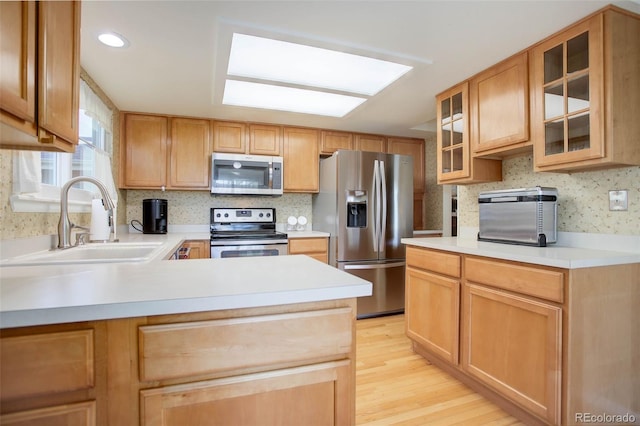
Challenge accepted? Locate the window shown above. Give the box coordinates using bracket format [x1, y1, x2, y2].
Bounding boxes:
[41, 108, 113, 191]
[11, 79, 117, 213]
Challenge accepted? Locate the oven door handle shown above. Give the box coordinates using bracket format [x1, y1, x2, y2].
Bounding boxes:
[210, 239, 289, 246]
[343, 261, 405, 270]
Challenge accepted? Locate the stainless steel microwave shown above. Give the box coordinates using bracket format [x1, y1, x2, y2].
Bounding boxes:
[211, 153, 283, 195]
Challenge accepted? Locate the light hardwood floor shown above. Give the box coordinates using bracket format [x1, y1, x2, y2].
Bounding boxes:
[356, 314, 526, 425]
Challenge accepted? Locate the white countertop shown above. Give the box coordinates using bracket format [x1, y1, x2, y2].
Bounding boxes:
[402, 237, 640, 269]
[0, 234, 371, 329]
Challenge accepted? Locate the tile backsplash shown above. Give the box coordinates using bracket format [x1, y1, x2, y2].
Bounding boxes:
[126, 191, 312, 228]
[458, 155, 640, 235]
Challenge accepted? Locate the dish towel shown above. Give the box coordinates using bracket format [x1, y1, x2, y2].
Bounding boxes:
[12, 151, 41, 194]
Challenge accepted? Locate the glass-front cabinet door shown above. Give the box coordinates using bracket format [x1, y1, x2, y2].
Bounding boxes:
[437, 82, 469, 182]
[532, 15, 604, 169]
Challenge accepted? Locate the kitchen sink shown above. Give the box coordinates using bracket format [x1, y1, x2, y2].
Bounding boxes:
[1, 242, 166, 267]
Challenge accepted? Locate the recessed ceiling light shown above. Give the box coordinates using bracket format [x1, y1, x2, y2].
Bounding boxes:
[227, 33, 412, 96]
[223, 80, 366, 117]
[98, 32, 129, 48]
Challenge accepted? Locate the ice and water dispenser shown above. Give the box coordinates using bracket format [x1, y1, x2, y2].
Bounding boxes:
[346, 190, 367, 228]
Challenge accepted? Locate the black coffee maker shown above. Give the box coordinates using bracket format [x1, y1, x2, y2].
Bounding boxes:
[142, 199, 167, 234]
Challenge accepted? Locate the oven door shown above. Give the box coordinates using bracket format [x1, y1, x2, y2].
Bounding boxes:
[210, 242, 288, 259]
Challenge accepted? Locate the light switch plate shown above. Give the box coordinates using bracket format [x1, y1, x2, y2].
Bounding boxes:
[609, 190, 628, 211]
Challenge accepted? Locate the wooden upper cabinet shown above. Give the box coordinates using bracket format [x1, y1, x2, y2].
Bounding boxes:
[436, 82, 468, 183]
[213, 121, 282, 155]
[169, 118, 211, 189]
[122, 114, 212, 190]
[120, 114, 168, 189]
[354, 134, 386, 153]
[531, 8, 640, 172]
[0, 0, 80, 152]
[212, 121, 246, 153]
[436, 82, 501, 184]
[0, 1, 36, 124]
[470, 52, 530, 156]
[387, 137, 425, 193]
[248, 124, 282, 155]
[283, 127, 319, 193]
[413, 192, 424, 230]
[320, 131, 353, 156]
[38, 1, 81, 146]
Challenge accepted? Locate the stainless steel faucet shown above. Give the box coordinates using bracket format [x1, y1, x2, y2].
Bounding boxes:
[58, 176, 116, 249]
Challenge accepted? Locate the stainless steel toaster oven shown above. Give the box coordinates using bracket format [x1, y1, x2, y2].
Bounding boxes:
[478, 187, 558, 247]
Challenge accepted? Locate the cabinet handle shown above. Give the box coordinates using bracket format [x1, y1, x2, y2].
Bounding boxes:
[39, 133, 56, 144]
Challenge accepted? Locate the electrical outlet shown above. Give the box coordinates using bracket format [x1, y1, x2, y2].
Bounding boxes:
[609, 190, 628, 211]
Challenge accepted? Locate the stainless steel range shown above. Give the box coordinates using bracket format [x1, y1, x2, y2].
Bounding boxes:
[210, 208, 288, 258]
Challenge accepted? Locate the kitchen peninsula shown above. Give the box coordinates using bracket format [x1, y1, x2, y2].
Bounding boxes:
[0, 236, 371, 425]
[402, 236, 639, 425]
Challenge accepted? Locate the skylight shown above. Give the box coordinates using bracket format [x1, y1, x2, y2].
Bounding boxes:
[223, 33, 413, 117]
[223, 80, 366, 117]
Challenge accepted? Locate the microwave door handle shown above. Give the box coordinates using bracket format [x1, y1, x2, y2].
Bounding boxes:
[379, 160, 387, 251]
[372, 159, 380, 253]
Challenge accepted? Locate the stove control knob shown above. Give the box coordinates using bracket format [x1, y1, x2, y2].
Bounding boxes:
[224, 213, 229, 218]
[266, 212, 271, 217]
[258, 213, 264, 218]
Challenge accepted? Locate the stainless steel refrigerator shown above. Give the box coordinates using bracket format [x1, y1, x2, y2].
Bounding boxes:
[312, 150, 414, 318]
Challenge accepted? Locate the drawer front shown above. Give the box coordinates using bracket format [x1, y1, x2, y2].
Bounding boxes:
[140, 360, 351, 426]
[0, 330, 94, 400]
[465, 257, 564, 303]
[0, 400, 96, 425]
[139, 308, 353, 382]
[288, 238, 328, 254]
[406, 246, 461, 278]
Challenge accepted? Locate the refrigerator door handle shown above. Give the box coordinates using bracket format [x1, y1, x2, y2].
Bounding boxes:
[372, 159, 380, 252]
[379, 160, 387, 250]
[343, 261, 406, 270]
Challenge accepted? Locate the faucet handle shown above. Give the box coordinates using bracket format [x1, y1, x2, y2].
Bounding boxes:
[75, 232, 90, 246]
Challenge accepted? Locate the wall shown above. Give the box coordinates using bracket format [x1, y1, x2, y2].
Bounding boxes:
[0, 150, 70, 240]
[423, 136, 442, 231]
[458, 154, 640, 235]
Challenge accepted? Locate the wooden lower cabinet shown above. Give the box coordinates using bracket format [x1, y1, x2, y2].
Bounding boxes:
[462, 283, 562, 424]
[0, 323, 105, 426]
[177, 240, 209, 259]
[0, 299, 356, 426]
[140, 360, 351, 426]
[405, 266, 460, 364]
[131, 301, 355, 425]
[288, 237, 328, 263]
[405, 245, 639, 425]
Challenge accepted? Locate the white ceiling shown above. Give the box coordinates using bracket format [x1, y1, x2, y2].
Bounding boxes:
[80, 0, 640, 139]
